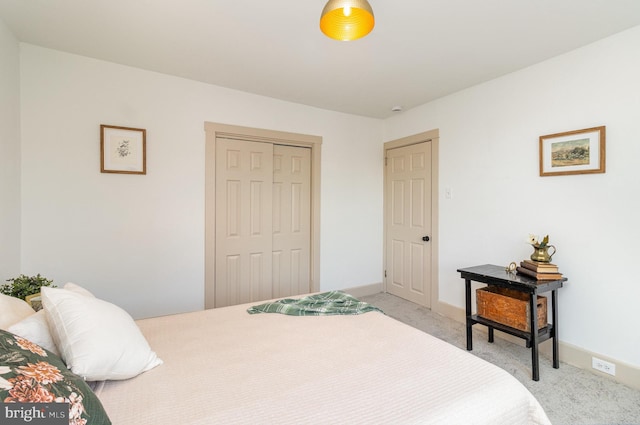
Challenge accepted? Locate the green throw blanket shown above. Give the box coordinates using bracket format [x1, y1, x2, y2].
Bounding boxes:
[247, 291, 383, 316]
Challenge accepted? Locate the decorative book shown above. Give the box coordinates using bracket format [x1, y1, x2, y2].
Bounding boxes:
[520, 260, 559, 273]
[516, 266, 563, 281]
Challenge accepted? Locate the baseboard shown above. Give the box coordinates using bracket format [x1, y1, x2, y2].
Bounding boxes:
[556, 341, 640, 391]
[343, 282, 383, 298]
[434, 300, 466, 323]
[436, 301, 640, 391]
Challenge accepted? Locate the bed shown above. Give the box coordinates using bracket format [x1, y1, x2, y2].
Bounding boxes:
[93, 295, 551, 424]
[1, 288, 551, 424]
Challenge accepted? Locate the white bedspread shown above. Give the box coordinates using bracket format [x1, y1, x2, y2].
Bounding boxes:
[93, 301, 551, 424]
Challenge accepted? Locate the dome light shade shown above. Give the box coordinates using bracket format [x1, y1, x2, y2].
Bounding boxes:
[320, 0, 375, 41]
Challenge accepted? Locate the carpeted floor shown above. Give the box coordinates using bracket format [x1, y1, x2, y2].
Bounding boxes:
[359, 292, 640, 425]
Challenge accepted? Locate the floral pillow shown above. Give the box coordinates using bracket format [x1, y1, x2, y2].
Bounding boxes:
[0, 328, 111, 425]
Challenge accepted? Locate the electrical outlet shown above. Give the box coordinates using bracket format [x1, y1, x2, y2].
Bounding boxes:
[592, 357, 616, 376]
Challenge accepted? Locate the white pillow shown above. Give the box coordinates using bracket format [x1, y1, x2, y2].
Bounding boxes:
[41, 287, 162, 381]
[8, 310, 59, 355]
[6, 283, 96, 357]
[0, 293, 35, 330]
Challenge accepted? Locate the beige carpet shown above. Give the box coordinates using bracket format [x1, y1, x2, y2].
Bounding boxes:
[360, 292, 640, 425]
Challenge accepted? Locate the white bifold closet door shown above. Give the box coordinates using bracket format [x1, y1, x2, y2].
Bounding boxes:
[215, 138, 311, 307]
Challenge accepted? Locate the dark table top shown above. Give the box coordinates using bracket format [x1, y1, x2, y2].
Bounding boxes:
[457, 264, 566, 293]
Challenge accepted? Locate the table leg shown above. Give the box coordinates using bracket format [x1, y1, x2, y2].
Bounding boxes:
[530, 293, 540, 381]
[552, 289, 559, 369]
[488, 326, 494, 343]
[465, 279, 473, 351]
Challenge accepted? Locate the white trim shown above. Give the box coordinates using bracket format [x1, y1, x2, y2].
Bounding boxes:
[343, 282, 383, 298]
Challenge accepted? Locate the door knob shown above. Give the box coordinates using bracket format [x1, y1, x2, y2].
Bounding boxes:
[422, 236, 430, 242]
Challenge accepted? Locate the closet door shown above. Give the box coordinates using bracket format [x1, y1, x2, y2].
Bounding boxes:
[272, 145, 311, 298]
[214, 139, 311, 308]
[215, 138, 274, 307]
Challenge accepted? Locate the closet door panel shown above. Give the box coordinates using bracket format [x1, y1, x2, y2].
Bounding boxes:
[272, 145, 311, 297]
[215, 138, 273, 307]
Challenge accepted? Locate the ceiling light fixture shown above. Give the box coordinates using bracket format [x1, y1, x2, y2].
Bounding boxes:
[320, 0, 375, 41]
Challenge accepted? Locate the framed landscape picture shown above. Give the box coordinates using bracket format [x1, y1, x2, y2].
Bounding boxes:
[100, 124, 146, 174]
[539, 126, 605, 177]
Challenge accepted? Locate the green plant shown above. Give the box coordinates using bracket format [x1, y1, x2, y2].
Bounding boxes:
[0, 274, 55, 300]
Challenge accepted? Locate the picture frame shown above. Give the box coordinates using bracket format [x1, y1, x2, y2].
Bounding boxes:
[539, 126, 605, 177]
[100, 124, 146, 174]
[25, 293, 43, 311]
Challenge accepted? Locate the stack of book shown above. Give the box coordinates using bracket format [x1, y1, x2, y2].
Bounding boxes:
[516, 259, 563, 280]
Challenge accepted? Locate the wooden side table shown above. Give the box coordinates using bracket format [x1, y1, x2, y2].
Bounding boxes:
[457, 264, 567, 381]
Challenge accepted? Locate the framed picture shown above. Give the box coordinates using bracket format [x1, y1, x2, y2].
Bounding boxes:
[539, 126, 605, 177]
[25, 293, 43, 311]
[100, 124, 146, 174]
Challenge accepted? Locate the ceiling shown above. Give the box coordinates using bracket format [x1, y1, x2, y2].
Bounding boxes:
[2, 1, 640, 118]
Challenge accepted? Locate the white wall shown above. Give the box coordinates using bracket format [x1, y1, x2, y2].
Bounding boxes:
[15, 22, 640, 373]
[0, 18, 21, 279]
[384, 26, 640, 368]
[19, 44, 384, 319]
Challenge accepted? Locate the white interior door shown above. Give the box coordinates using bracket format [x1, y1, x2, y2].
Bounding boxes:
[215, 138, 274, 307]
[272, 145, 311, 297]
[385, 142, 432, 307]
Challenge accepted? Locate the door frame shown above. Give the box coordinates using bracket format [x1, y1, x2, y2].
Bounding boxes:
[204, 122, 322, 309]
[383, 129, 439, 309]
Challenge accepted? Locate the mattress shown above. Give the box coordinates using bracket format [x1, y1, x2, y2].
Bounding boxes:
[93, 300, 551, 424]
